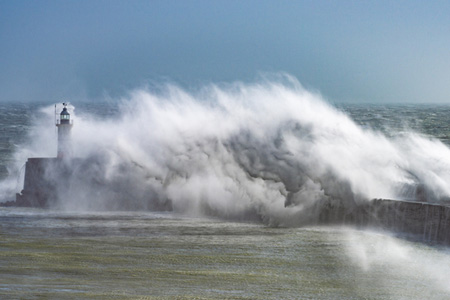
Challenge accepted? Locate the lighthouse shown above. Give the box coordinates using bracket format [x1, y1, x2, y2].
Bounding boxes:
[12, 103, 75, 207]
[56, 103, 73, 158]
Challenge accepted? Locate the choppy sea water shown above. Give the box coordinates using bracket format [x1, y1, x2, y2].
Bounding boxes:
[1, 98, 450, 299]
[1, 209, 450, 299]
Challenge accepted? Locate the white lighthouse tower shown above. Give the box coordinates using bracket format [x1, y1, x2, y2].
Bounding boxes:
[56, 103, 73, 158]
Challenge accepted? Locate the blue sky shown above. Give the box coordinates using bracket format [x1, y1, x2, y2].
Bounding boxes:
[1, 0, 450, 103]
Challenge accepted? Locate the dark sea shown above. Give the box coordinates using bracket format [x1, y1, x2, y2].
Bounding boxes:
[1, 95, 450, 299]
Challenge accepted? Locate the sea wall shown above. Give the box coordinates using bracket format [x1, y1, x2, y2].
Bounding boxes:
[10, 157, 450, 246]
[367, 199, 450, 245]
[319, 198, 450, 246]
[15, 157, 67, 207]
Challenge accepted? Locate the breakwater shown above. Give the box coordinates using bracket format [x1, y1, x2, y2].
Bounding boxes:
[320, 198, 450, 246]
[6, 158, 450, 246]
[14, 158, 65, 207]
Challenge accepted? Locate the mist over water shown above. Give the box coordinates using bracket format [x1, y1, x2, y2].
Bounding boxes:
[3, 77, 450, 225]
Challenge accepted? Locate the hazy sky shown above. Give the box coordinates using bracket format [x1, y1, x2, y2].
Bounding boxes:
[1, 0, 450, 103]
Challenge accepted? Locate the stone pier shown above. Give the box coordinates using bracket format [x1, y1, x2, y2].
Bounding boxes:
[319, 198, 450, 246]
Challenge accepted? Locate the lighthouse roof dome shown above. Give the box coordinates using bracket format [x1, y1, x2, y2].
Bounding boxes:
[60, 107, 70, 115]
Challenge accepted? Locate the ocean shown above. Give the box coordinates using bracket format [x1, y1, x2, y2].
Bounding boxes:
[1, 81, 450, 299]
